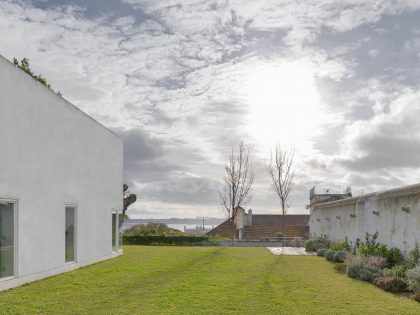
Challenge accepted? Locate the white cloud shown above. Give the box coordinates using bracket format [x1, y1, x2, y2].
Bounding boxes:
[2, 0, 420, 217]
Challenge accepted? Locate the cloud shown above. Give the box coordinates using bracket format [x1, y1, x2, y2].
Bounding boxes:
[337, 87, 420, 171]
[2, 0, 420, 218]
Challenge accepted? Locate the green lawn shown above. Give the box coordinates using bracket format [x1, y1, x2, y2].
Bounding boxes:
[1, 246, 420, 314]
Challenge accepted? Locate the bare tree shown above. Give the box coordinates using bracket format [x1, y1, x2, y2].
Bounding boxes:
[266, 144, 295, 216]
[219, 141, 254, 220]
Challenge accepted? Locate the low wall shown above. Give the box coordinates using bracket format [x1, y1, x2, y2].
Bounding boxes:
[310, 183, 420, 253]
[207, 239, 305, 247]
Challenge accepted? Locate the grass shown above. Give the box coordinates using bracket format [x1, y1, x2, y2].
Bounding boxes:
[1, 246, 420, 314]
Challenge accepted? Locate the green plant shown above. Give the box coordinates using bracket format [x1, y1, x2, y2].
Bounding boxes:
[374, 277, 408, 293]
[334, 251, 346, 263]
[329, 238, 352, 252]
[347, 260, 364, 279]
[124, 223, 183, 236]
[317, 248, 327, 256]
[408, 242, 420, 268]
[346, 258, 382, 283]
[321, 249, 346, 263]
[12, 57, 62, 96]
[357, 243, 389, 258]
[329, 240, 346, 251]
[406, 266, 420, 292]
[383, 265, 409, 278]
[275, 232, 284, 239]
[359, 266, 383, 283]
[386, 247, 404, 268]
[122, 235, 212, 246]
[356, 232, 389, 258]
[324, 249, 335, 261]
[305, 234, 331, 252]
[334, 263, 347, 274]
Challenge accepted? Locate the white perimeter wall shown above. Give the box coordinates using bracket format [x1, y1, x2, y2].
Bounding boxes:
[0, 56, 123, 290]
[310, 183, 420, 253]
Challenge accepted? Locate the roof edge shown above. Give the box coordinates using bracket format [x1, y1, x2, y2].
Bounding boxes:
[0, 54, 121, 141]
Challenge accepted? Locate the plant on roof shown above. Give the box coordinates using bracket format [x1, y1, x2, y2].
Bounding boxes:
[13, 57, 62, 96]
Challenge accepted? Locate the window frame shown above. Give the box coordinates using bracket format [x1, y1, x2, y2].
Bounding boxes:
[111, 209, 122, 252]
[0, 197, 18, 282]
[64, 203, 78, 264]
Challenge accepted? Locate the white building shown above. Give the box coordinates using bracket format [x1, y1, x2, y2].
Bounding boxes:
[0, 55, 123, 291]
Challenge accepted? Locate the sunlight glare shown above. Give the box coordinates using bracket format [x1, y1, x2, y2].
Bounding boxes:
[244, 61, 324, 151]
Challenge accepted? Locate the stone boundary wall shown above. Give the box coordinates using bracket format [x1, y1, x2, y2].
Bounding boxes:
[309, 183, 420, 253]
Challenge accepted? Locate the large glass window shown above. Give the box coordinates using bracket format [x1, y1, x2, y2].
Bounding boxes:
[0, 202, 14, 279]
[65, 207, 75, 263]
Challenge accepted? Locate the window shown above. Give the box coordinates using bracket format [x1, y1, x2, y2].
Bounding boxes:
[112, 211, 120, 251]
[0, 201, 15, 279]
[65, 207, 76, 263]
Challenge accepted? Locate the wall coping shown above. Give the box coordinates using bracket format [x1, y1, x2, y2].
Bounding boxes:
[313, 182, 420, 210]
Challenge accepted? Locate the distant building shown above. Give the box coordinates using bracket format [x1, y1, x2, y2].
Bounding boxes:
[308, 186, 352, 209]
[207, 207, 310, 240]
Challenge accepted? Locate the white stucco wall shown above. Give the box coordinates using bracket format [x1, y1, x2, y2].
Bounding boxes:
[0, 55, 123, 290]
[310, 183, 420, 253]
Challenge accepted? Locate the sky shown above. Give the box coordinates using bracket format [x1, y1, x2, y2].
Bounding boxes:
[2, 0, 420, 219]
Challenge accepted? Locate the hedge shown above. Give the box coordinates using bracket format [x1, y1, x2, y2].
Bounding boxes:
[122, 235, 212, 246]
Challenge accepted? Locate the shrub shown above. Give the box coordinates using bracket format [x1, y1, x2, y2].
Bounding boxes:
[334, 251, 347, 263]
[122, 235, 211, 246]
[334, 263, 347, 274]
[347, 260, 364, 279]
[406, 266, 420, 292]
[317, 248, 327, 256]
[124, 223, 183, 236]
[357, 243, 389, 258]
[324, 250, 335, 261]
[359, 266, 383, 283]
[383, 265, 408, 278]
[386, 247, 405, 268]
[408, 242, 420, 268]
[346, 253, 386, 269]
[275, 232, 284, 239]
[305, 234, 331, 252]
[356, 232, 389, 258]
[346, 259, 383, 282]
[330, 240, 347, 251]
[364, 256, 387, 269]
[322, 249, 346, 262]
[374, 277, 408, 293]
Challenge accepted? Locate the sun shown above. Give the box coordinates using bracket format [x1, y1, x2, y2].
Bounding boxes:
[243, 61, 324, 151]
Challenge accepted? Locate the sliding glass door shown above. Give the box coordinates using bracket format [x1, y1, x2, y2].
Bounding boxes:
[65, 207, 75, 263]
[0, 202, 14, 279]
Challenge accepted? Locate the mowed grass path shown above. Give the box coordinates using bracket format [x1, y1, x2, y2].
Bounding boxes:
[1, 246, 420, 314]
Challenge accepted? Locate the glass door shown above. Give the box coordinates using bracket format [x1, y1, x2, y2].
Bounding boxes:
[0, 202, 14, 279]
[65, 207, 75, 263]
